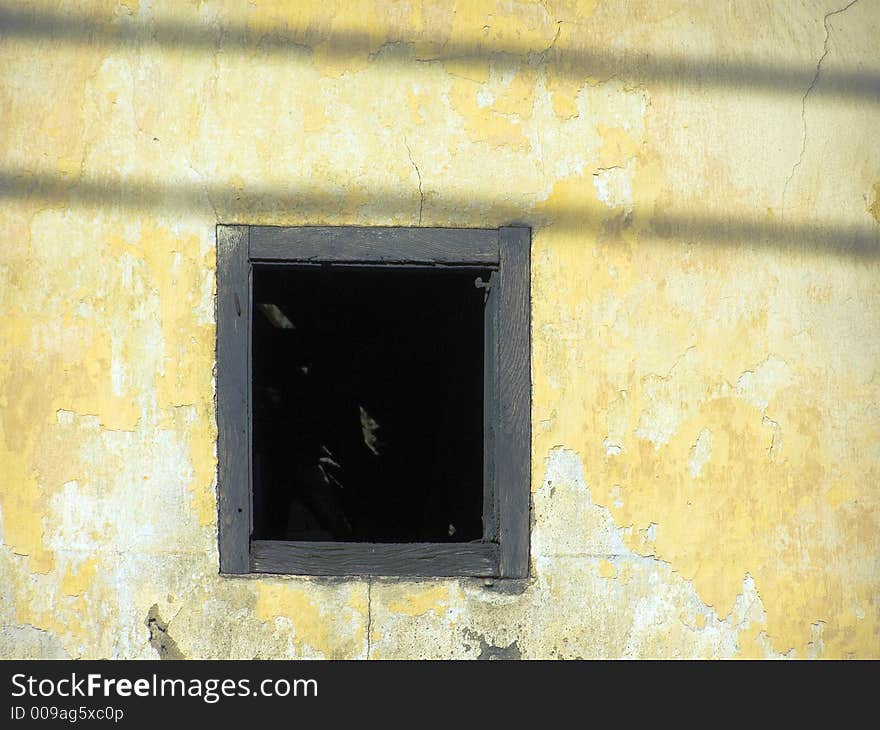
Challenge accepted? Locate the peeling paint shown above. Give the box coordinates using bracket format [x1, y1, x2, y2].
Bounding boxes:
[1, 0, 878, 659]
[146, 604, 184, 660]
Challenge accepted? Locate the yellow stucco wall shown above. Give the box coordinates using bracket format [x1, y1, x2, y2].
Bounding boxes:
[1, 0, 878, 659]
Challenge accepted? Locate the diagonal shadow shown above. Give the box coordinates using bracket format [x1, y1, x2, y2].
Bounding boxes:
[0, 5, 878, 101]
[1, 170, 877, 259]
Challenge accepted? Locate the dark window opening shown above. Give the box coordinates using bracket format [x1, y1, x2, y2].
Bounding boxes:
[252, 265, 489, 543]
[217, 225, 530, 577]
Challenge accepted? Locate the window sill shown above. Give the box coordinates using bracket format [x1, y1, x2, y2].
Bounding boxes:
[245, 540, 499, 577]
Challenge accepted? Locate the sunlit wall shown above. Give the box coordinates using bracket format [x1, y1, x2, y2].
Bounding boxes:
[1, 0, 878, 658]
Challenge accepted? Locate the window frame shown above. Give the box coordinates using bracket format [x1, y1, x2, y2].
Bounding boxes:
[216, 224, 530, 578]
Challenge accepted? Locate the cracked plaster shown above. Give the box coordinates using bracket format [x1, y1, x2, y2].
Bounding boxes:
[1, 0, 878, 659]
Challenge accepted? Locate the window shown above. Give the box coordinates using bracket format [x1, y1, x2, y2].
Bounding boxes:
[216, 225, 530, 577]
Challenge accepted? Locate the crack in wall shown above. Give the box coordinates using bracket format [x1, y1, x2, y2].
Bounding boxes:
[5, 0, 876, 662]
[781, 0, 860, 217]
[533, 21, 562, 61]
[762, 415, 782, 459]
[403, 139, 424, 225]
[365, 579, 372, 660]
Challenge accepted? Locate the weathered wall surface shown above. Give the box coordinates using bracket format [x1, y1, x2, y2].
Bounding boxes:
[1, 0, 878, 659]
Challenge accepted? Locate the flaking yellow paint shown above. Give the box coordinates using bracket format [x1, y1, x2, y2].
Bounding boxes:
[387, 585, 451, 618]
[60, 557, 98, 597]
[1, 0, 878, 659]
[254, 584, 330, 655]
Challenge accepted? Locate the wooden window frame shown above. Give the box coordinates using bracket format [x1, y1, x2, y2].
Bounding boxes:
[216, 225, 530, 578]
